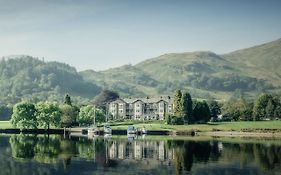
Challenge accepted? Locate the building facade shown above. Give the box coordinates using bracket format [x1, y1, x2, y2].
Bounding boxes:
[109, 96, 173, 120]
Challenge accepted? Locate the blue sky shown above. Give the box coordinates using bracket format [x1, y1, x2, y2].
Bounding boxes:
[0, 0, 281, 71]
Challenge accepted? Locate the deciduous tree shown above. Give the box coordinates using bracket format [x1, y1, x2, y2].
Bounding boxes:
[11, 101, 37, 129]
[36, 102, 61, 130]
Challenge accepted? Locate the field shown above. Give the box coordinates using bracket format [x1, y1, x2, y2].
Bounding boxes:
[110, 121, 281, 132]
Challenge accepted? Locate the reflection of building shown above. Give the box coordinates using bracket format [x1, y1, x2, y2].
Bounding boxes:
[108, 140, 174, 165]
[109, 96, 174, 120]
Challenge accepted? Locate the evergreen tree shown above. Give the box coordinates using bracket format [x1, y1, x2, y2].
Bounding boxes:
[253, 93, 272, 121]
[274, 106, 281, 119]
[64, 94, 72, 106]
[193, 101, 211, 123]
[181, 92, 193, 124]
[208, 100, 221, 119]
[173, 90, 183, 117]
[265, 100, 275, 119]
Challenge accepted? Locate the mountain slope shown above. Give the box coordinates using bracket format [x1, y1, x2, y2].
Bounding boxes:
[81, 38, 281, 100]
[0, 56, 101, 105]
[222, 38, 281, 86]
[80, 64, 158, 97]
[223, 38, 281, 71]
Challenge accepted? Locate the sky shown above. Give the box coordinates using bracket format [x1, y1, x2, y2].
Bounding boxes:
[0, 0, 281, 71]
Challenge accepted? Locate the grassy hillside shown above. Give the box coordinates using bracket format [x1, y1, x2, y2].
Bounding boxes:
[81, 38, 281, 100]
[223, 38, 281, 86]
[80, 64, 159, 97]
[0, 56, 101, 105]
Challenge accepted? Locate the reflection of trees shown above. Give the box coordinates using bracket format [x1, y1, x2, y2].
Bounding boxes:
[34, 136, 61, 164]
[77, 138, 96, 159]
[222, 142, 281, 172]
[8, 135, 281, 174]
[168, 140, 220, 174]
[253, 144, 281, 170]
[222, 143, 254, 167]
[59, 139, 76, 169]
[10, 134, 38, 159]
[93, 138, 118, 168]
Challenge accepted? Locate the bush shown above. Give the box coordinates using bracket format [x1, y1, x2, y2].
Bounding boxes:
[166, 115, 184, 125]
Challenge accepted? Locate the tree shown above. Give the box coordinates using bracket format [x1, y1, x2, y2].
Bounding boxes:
[78, 105, 95, 126]
[193, 101, 210, 123]
[64, 94, 72, 106]
[11, 101, 37, 129]
[173, 90, 183, 117]
[208, 100, 221, 120]
[274, 106, 281, 119]
[93, 90, 119, 110]
[59, 104, 78, 127]
[253, 93, 272, 121]
[265, 100, 275, 119]
[181, 92, 193, 124]
[36, 102, 61, 130]
[221, 99, 253, 121]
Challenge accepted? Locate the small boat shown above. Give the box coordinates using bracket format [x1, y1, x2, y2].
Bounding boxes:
[104, 133, 112, 139]
[88, 127, 99, 136]
[141, 127, 147, 134]
[127, 125, 136, 134]
[104, 123, 112, 134]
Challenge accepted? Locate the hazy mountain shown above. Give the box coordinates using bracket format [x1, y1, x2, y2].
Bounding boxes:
[0, 56, 101, 105]
[81, 38, 281, 100]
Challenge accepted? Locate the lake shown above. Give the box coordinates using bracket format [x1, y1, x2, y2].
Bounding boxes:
[0, 134, 280, 175]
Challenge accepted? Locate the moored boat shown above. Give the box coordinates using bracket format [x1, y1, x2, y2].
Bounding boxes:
[127, 125, 136, 134]
[104, 123, 112, 134]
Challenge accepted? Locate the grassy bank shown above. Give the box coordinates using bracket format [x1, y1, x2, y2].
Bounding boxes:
[2, 120, 281, 132]
[110, 121, 281, 132]
[0, 121, 12, 129]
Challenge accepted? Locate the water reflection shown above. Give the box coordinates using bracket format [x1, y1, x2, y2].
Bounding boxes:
[0, 134, 281, 175]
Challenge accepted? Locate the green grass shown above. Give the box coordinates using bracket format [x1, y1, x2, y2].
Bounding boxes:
[0, 121, 12, 129]
[2, 120, 281, 132]
[111, 121, 281, 132]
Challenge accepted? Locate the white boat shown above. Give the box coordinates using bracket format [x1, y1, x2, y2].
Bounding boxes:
[88, 127, 99, 136]
[104, 133, 112, 139]
[127, 125, 136, 134]
[141, 127, 147, 134]
[104, 123, 112, 134]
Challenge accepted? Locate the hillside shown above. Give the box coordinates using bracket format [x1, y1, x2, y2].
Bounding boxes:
[0, 56, 101, 105]
[223, 38, 281, 86]
[1, 38, 281, 103]
[81, 38, 281, 100]
[80, 65, 158, 97]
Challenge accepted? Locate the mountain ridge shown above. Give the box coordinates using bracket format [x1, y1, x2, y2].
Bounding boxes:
[1, 38, 281, 104]
[80, 37, 281, 99]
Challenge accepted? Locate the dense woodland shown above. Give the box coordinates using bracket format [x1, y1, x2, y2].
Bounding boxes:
[0, 56, 101, 105]
[167, 90, 281, 125]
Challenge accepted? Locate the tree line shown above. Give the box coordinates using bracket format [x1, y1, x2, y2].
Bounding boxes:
[10, 94, 106, 130]
[169, 90, 281, 125]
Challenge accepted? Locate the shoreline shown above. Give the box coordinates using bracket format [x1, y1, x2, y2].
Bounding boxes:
[2, 128, 281, 138]
[196, 131, 281, 138]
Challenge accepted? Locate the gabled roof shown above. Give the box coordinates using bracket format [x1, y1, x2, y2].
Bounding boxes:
[110, 98, 126, 104]
[122, 96, 173, 104]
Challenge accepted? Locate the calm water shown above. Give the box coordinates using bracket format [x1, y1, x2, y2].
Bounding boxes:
[0, 134, 281, 175]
